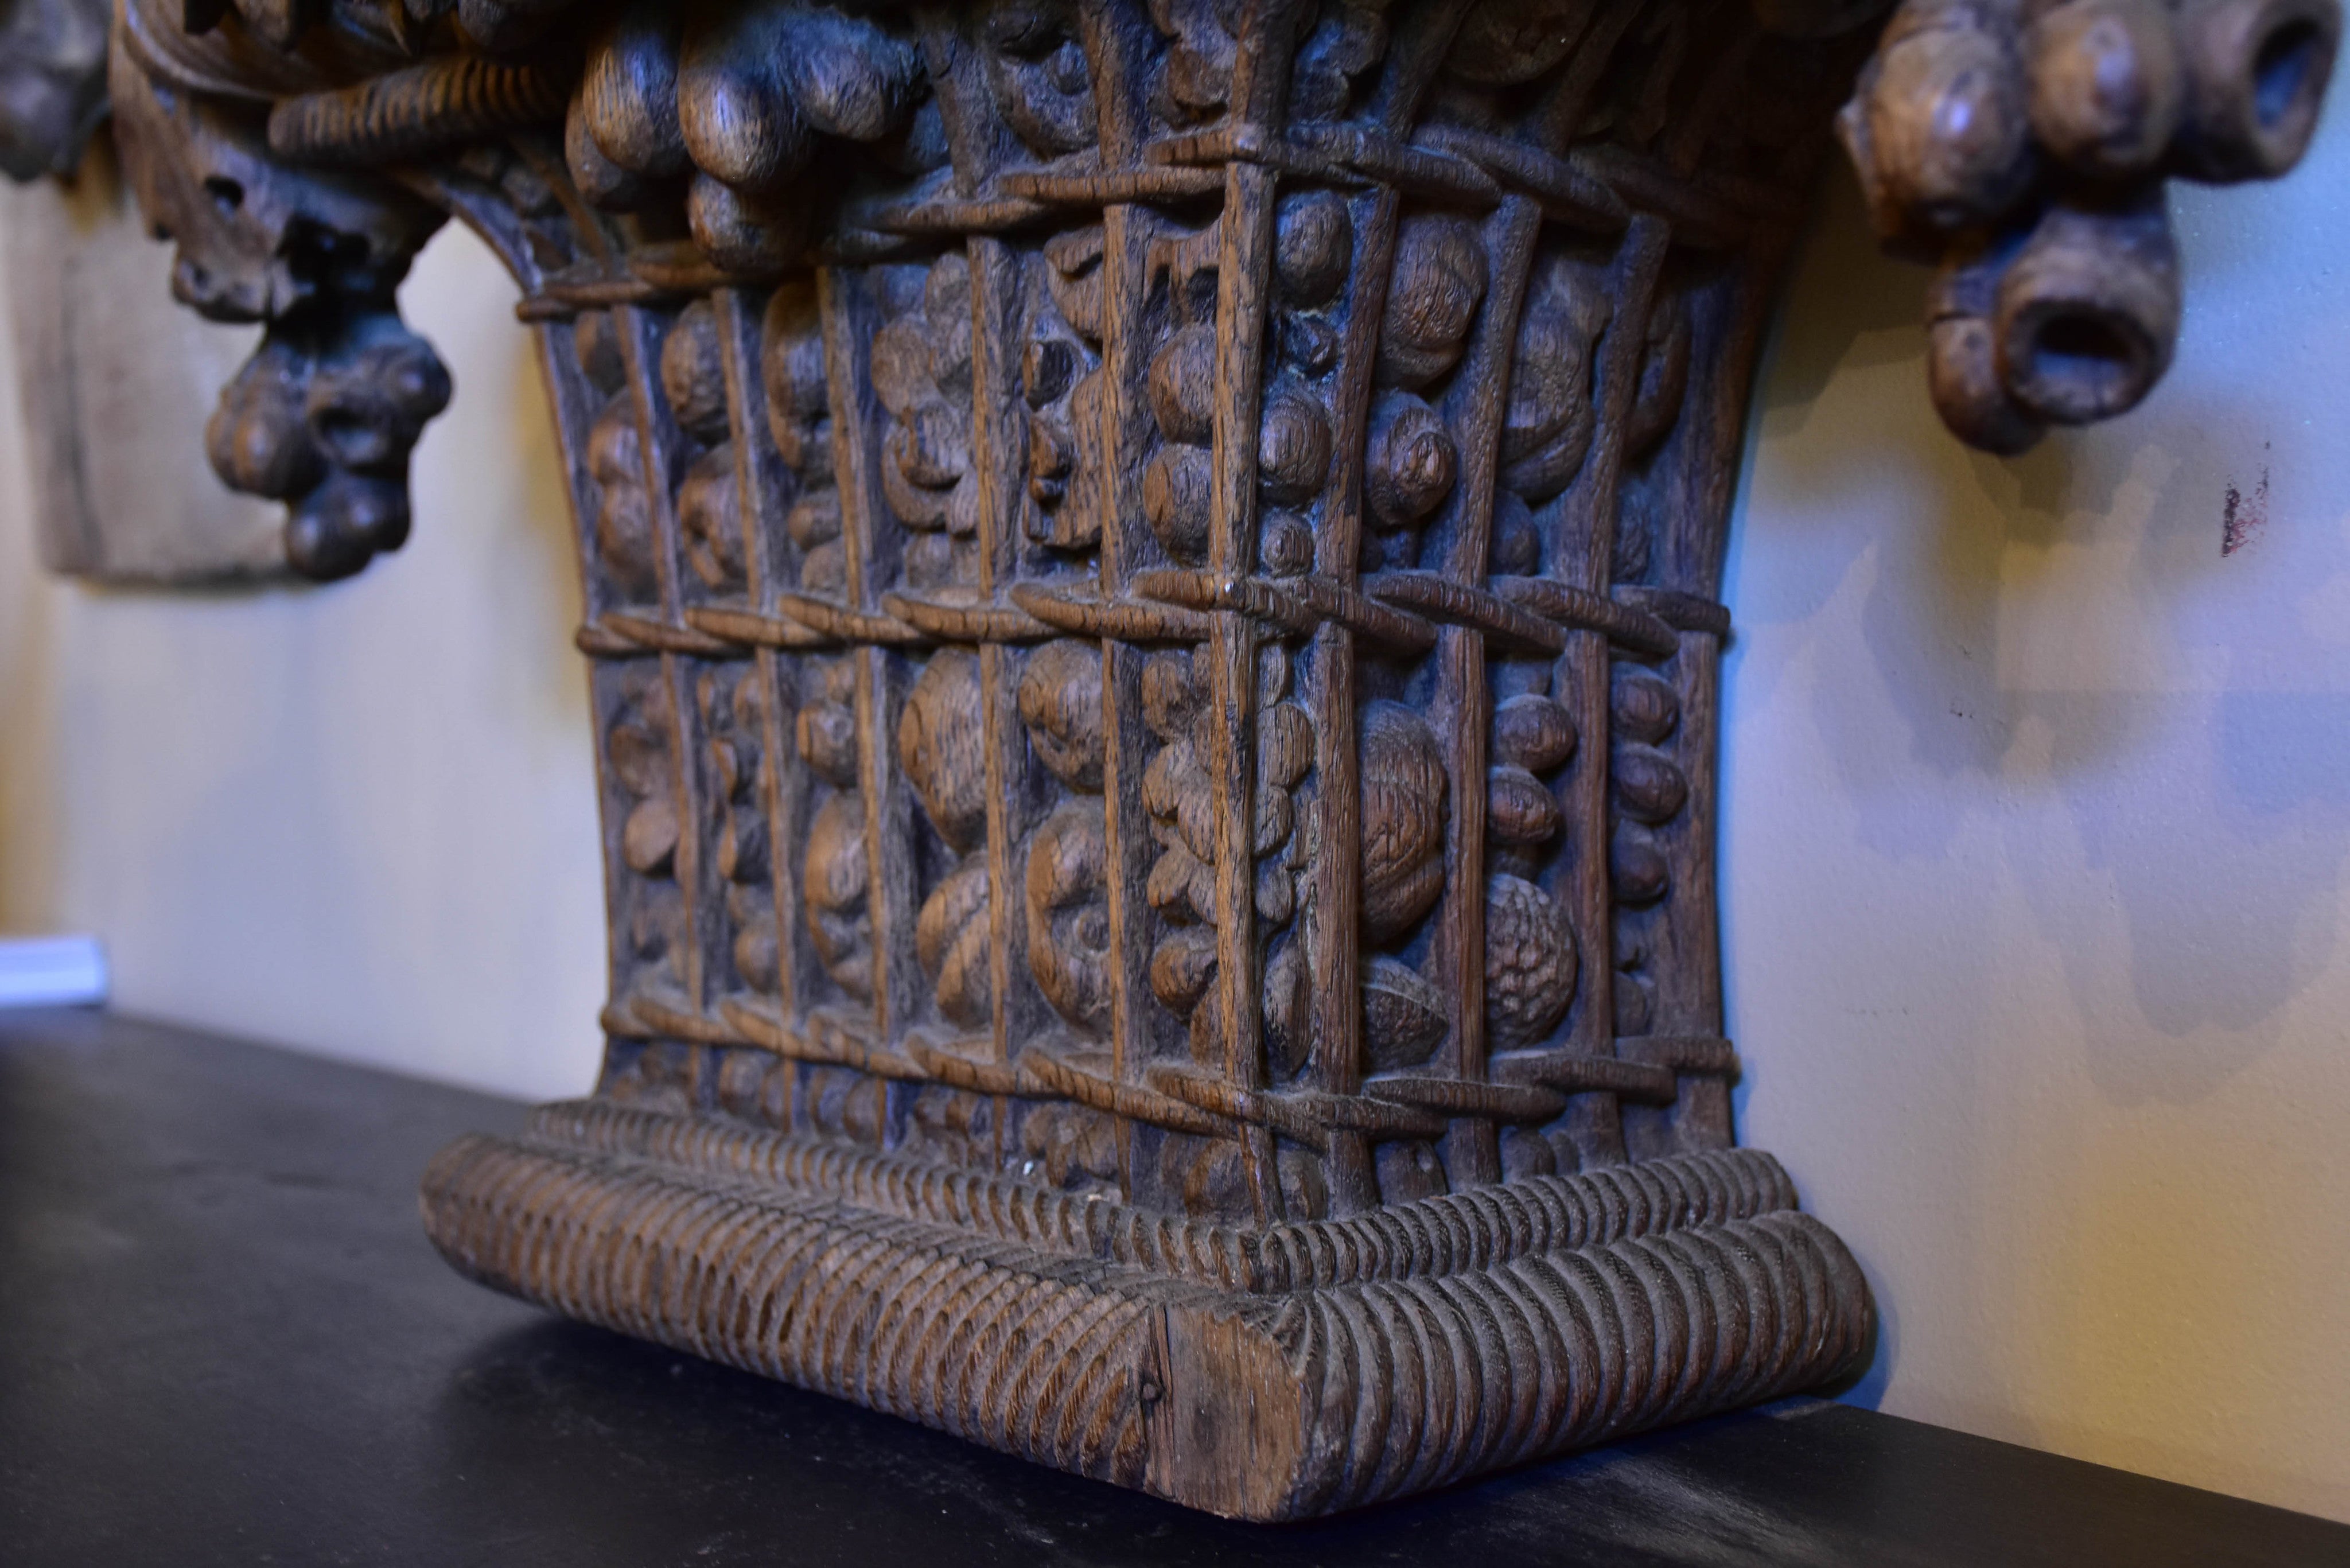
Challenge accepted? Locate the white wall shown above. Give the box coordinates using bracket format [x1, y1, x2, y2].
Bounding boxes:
[0, 196, 606, 1102]
[1730, 124, 2350, 1520]
[2, 106, 2348, 1520]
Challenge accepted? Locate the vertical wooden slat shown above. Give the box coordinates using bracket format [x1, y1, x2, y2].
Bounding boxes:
[1299, 186, 1398, 1215]
[819, 270, 921, 1063]
[1423, 196, 1542, 1190]
[1545, 217, 1672, 1166]
[615, 305, 710, 1025]
[1083, 0, 1172, 1207]
[713, 287, 816, 1046]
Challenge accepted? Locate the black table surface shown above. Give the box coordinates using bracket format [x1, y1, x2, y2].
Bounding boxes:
[2, 1009, 2344, 1567]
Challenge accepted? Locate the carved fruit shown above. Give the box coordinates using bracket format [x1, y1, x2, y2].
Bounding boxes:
[1257, 702, 1314, 791]
[1258, 384, 1333, 505]
[1487, 766, 1563, 847]
[806, 791, 872, 997]
[899, 649, 988, 851]
[1494, 692, 1577, 773]
[916, 855, 991, 1029]
[1275, 189, 1353, 305]
[1363, 955, 1447, 1073]
[1378, 215, 1488, 388]
[1027, 801, 1112, 1029]
[1611, 824, 1671, 905]
[1360, 701, 1449, 943]
[1142, 445, 1212, 564]
[1446, 0, 1599, 83]
[581, 2, 688, 178]
[1485, 874, 1578, 1050]
[1017, 639, 1106, 791]
[660, 299, 730, 443]
[1613, 745, 1689, 823]
[1149, 925, 1217, 1017]
[1612, 671, 1681, 745]
[1366, 390, 1457, 530]
[621, 796, 678, 877]
[1146, 323, 1216, 445]
[1262, 940, 1309, 1077]
[1141, 649, 1203, 740]
[677, 445, 742, 588]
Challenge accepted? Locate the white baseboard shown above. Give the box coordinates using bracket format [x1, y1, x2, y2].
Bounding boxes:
[0, 936, 110, 1008]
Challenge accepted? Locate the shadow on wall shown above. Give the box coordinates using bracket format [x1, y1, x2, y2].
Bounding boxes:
[1733, 155, 2350, 1110]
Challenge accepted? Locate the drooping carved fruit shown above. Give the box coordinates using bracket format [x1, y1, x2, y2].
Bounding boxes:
[1485, 874, 1578, 1050]
[1017, 639, 1106, 791]
[1610, 670, 1680, 746]
[805, 790, 872, 998]
[1378, 215, 1488, 388]
[1026, 801, 1111, 1029]
[1146, 323, 1216, 445]
[916, 855, 991, 1028]
[1274, 189, 1353, 305]
[1487, 765, 1563, 847]
[1493, 692, 1577, 773]
[1360, 701, 1448, 943]
[899, 649, 988, 851]
[1363, 955, 1447, 1073]
[1613, 745, 1690, 824]
[1366, 390, 1457, 530]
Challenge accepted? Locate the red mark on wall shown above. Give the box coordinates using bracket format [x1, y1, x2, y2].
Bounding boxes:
[2222, 456, 2270, 557]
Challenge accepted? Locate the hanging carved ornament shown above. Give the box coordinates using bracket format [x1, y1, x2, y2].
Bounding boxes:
[101, 0, 2336, 1521]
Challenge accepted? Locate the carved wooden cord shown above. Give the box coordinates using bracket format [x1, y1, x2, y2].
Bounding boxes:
[104, 0, 2335, 1520]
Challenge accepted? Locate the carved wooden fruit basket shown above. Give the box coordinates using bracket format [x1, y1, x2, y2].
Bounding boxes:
[105, 0, 2335, 1520]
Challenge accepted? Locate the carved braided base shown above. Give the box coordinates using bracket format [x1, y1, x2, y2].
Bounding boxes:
[421, 1104, 1869, 1520]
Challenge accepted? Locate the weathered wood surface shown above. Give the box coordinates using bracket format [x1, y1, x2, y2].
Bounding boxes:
[94, 0, 2337, 1521]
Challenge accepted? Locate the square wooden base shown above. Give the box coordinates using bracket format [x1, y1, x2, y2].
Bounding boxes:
[422, 1100, 1870, 1520]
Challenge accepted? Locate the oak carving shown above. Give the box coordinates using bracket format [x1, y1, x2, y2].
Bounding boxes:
[99, 0, 2337, 1522]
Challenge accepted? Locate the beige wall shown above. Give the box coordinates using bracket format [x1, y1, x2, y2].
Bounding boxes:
[3, 110, 2348, 1519]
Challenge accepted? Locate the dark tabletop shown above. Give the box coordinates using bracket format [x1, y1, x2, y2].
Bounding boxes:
[2, 1009, 2344, 1568]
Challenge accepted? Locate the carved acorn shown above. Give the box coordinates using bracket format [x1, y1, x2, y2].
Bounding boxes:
[1027, 801, 1112, 1028]
[900, 649, 989, 853]
[916, 856, 991, 1029]
[1359, 701, 1449, 943]
[1485, 874, 1578, 1051]
[1378, 215, 1488, 388]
